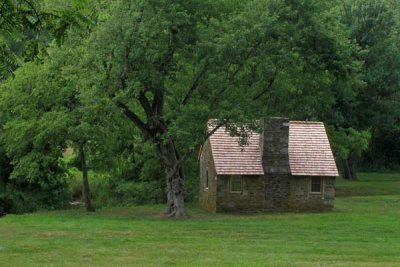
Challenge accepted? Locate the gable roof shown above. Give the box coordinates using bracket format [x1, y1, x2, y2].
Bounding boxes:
[289, 121, 338, 176]
[208, 124, 264, 175]
[206, 120, 338, 177]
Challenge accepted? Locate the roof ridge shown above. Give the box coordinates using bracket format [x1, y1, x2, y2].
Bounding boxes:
[289, 121, 323, 124]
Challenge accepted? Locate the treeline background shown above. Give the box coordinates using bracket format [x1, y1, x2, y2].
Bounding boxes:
[0, 0, 399, 214]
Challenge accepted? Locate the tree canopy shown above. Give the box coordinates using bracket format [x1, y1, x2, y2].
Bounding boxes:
[1, 0, 399, 216]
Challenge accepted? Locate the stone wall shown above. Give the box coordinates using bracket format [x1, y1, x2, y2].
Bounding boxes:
[213, 175, 335, 212]
[199, 140, 217, 212]
[288, 177, 335, 210]
[215, 175, 264, 212]
[261, 117, 290, 210]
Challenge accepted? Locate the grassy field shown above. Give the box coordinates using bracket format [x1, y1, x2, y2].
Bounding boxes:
[1, 172, 400, 266]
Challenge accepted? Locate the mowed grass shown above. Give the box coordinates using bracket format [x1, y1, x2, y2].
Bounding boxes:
[1, 173, 400, 266]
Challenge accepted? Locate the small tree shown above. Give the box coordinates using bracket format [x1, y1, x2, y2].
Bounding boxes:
[0, 41, 130, 212]
[329, 127, 371, 180]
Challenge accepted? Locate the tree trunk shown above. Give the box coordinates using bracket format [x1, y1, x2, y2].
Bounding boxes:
[160, 138, 186, 218]
[349, 153, 358, 180]
[79, 146, 95, 212]
[342, 153, 358, 181]
[114, 100, 186, 217]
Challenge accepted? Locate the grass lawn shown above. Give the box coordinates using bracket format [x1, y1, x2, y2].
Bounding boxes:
[1, 172, 400, 266]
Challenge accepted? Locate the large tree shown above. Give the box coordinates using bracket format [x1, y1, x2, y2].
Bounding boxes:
[80, 0, 258, 217]
[79, 0, 364, 217]
[1, 0, 373, 215]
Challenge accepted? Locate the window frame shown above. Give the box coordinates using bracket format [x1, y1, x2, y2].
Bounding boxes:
[310, 177, 323, 194]
[229, 175, 243, 193]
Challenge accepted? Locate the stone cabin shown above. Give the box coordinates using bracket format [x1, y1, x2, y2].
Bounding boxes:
[199, 117, 339, 212]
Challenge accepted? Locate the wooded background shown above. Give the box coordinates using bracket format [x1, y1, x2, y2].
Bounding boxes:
[0, 0, 399, 216]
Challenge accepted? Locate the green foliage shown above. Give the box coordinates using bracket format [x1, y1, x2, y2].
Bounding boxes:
[341, 0, 400, 167]
[0, 60, 71, 212]
[107, 141, 166, 205]
[67, 166, 111, 206]
[0, 163, 70, 214]
[329, 127, 371, 160]
[113, 181, 164, 205]
[0, 144, 12, 184]
[65, 138, 167, 207]
[1, 0, 400, 212]
[0, 0, 92, 80]
[182, 157, 200, 202]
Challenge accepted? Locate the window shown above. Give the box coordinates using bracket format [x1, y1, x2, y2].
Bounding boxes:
[205, 169, 209, 189]
[230, 175, 242, 193]
[311, 177, 322, 193]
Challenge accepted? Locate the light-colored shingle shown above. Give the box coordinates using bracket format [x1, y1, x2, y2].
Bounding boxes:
[289, 121, 338, 176]
[206, 120, 338, 177]
[208, 123, 264, 175]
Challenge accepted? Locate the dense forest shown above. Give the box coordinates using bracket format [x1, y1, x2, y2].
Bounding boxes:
[0, 0, 399, 217]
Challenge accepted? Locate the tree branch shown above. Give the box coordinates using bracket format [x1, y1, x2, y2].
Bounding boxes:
[168, 119, 229, 176]
[22, 0, 42, 29]
[216, 39, 263, 97]
[155, 142, 171, 166]
[181, 62, 209, 106]
[156, 27, 178, 76]
[139, 91, 153, 119]
[252, 67, 279, 101]
[152, 27, 179, 116]
[114, 100, 148, 135]
[152, 86, 164, 117]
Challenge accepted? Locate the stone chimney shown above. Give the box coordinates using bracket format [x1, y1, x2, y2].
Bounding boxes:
[260, 117, 290, 210]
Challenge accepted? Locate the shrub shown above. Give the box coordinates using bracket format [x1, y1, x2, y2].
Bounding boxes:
[0, 182, 70, 214]
[0, 188, 37, 214]
[114, 180, 164, 205]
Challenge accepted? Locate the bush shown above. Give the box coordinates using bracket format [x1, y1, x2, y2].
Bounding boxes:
[114, 180, 164, 205]
[0, 182, 70, 214]
[0, 161, 70, 214]
[0, 188, 37, 214]
[183, 157, 200, 203]
[67, 167, 165, 207]
[67, 167, 112, 207]
[0, 185, 70, 214]
[0, 149, 71, 214]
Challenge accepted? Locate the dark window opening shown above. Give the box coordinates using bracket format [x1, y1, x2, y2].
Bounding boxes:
[206, 169, 209, 189]
[311, 177, 322, 193]
[230, 175, 242, 193]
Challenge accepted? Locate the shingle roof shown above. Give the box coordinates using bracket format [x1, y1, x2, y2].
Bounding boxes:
[289, 121, 338, 176]
[206, 120, 338, 177]
[208, 123, 264, 175]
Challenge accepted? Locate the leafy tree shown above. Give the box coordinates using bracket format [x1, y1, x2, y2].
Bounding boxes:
[341, 0, 400, 169]
[78, 0, 256, 217]
[1, 0, 398, 214]
[328, 127, 371, 179]
[0, 61, 70, 211]
[232, 0, 367, 179]
[0, 0, 91, 80]
[76, 0, 367, 216]
[0, 34, 135, 211]
[0, 0, 113, 213]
